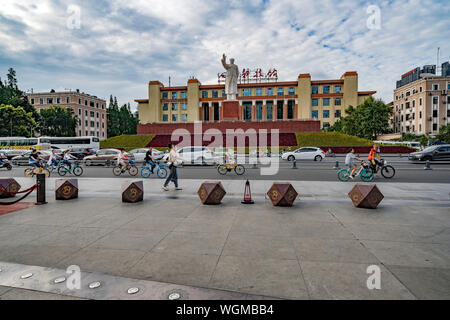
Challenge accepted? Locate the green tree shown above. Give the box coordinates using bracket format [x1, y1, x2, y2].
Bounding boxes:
[0, 68, 39, 121]
[436, 124, 450, 143]
[38, 106, 77, 137]
[107, 96, 138, 137]
[0, 104, 36, 137]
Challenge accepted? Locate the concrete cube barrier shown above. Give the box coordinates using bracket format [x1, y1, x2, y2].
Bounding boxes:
[198, 181, 226, 205]
[55, 179, 78, 200]
[348, 184, 384, 209]
[267, 182, 298, 207]
[122, 180, 144, 203]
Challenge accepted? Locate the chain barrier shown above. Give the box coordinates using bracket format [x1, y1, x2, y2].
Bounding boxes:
[0, 184, 38, 206]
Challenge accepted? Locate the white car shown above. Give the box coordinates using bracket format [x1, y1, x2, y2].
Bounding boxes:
[128, 148, 165, 162]
[162, 146, 216, 165]
[282, 147, 325, 161]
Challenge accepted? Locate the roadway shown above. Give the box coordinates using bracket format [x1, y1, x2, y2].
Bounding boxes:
[2, 157, 450, 183]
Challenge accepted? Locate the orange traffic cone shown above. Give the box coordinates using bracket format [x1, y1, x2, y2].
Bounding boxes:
[241, 179, 254, 204]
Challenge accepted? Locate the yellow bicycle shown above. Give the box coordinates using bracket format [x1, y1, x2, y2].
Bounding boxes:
[217, 161, 245, 175]
[24, 162, 50, 178]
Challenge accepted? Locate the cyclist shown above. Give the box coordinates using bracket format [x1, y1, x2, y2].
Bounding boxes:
[368, 144, 381, 175]
[144, 147, 156, 174]
[117, 149, 130, 173]
[47, 149, 59, 168]
[224, 150, 234, 169]
[29, 149, 44, 173]
[345, 148, 362, 179]
[63, 149, 77, 170]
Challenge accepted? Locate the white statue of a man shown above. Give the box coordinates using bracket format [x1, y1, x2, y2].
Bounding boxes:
[221, 53, 239, 100]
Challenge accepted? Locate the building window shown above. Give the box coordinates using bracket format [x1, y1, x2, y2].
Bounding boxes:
[432, 84, 439, 91]
[323, 86, 330, 94]
[312, 98, 318, 106]
[323, 98, 330, 106]
[85, 131, 88, 136]
[335, 110, 341, 118]
[102, 123, 104, 128]
[419, 124, 421, 132]
[256, 88, 262, 96]
[202, 91, 208, 98]
[419, 98, 422, 106]
[447, 82, 450, 90]
[163, 114, 168, 122]
[312, 86, 318, 94]
[85, 110, 88, 116]
[90, 111, 95, 117]
[172, 92, 178, 99]
[433, 110, 437, 117]
[419, 111, 422, 119]
[182, 114, 187, 121]
[243, 102, 252, 121]
[433, 124, 437, 131]
[323, 122, 330, 129]
[85, 100, 88, 106]
[433, 97, 438, 105]
[312, 110, 318, 119]
[266, 101, 273, 120]
[78, 109, 81, 115]
[222, 90, 226, 97]
[323, 110, 330, 118]
[47, 98, 53, 104]
[78, 98, 81, 104]
[256, 101, 263, 121]
[85, 120, 88, 127]
[419, 87, 422, 92]
[288, 87, 295, 95]
[96, 112, 99, 118]
[163, 103, 168, 111]
[334, 85, 342, 93]
[78, 130, 81, 136]
[39, 98, 43, 104]
[56, 98, 61, 104]
[287, 100, 294, 119]
[277, 101, 284, 119]
[96, 103, 99, 108]
[30, 98, 35, 104]
[267, 88, 273, 96]
[277, 88, 284, 96]
[181, 102, 187, 110]
[243, 88, 251, 97]
[66, 97, 70, 103]
[203, 103, 209, 121]
[212, 90, 218, 98]
[334, 98, 341, 106]
[90, 121, 95, 127]
[172, 103, 178, 111]
[102, 114, 104, 119]
[181, 91, 187, 99]
[162, 92, 168, 99]
[78, 119, 81, 125]
[406, 91, 410, 97]
[172, 114, 178, 122]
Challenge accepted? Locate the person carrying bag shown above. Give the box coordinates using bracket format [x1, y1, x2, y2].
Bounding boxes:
[163, 143, 183, 191]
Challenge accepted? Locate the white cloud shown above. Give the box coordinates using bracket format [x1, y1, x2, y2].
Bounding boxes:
[0, 0, 449, 110]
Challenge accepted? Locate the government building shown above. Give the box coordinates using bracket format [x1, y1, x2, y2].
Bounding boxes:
[135, 71, 376, 130]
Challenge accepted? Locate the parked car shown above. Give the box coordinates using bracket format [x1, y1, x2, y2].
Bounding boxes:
[162, 146, 216, 165]
[11, 150, 51, 166]
[408, 144, 450, 161]
[65, 147, 96, 160]
[128, 148, 165, 163]
[83, 149, 133, 166]
[281, 147, 325, 161]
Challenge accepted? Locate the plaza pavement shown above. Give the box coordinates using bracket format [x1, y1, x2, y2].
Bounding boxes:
[0, 177, 449, 300]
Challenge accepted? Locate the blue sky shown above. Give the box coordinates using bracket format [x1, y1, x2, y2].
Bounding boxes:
[0, 0, 449, 111]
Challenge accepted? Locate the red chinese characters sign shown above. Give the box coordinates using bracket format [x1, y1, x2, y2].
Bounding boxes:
[218, 68, 278, 84]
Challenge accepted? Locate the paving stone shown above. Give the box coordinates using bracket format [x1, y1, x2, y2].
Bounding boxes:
[119, 216, 183, 232]
[300, 261, 416, 300]
[0, 245, 80, 267]
[210, 255, 309, 300]
[89, 229, 168, 252]
[31, 227, 114, 249]
[0, 288, 87, 300]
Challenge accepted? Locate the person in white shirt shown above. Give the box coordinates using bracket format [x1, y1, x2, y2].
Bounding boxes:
[63, 150, 76, 169]
[47, 150, 59, 167]
[345, 148, 362, 179]
[162, 143, 185, 191]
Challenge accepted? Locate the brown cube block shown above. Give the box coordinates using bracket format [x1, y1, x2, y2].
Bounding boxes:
[55, 179, 78, 200]
[267, 182, 298, 206]
[0, 178, 21, 199]
[198, 181, 226, 205]
[122, 180, 144, 203]
[348, 184, 384, 209]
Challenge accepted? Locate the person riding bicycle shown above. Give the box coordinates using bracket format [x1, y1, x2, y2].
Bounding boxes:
[144, 147, 156, 174]
[47, 149, 60, 167]
[368, 144, 381, 174]
[117, 149, 130, 172]
[29, 149, 44, 170]
[63, 149, 77, 170]
[345, 148, 362, 179]
[224, 150, 234, 169]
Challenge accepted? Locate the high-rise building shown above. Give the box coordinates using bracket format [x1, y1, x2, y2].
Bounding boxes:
[392, 62, 450, 135]
[27, 90, 108, 138]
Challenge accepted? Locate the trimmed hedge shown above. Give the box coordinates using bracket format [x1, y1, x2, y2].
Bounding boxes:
[295, 132, 373, 147]
[100, 134, 155, 152]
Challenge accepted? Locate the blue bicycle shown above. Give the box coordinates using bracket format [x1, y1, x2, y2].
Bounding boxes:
[141, 161, 168, 179]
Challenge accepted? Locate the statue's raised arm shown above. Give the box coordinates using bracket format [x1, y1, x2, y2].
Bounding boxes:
[220, 53, 238, 100]
[221, 53, 228, 69]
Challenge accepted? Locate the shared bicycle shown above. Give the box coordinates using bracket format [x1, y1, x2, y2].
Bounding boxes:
[57, 161, 84, 176]
[24, 161, 51, 178]
[141, 161, 168, 179]
[113, 159, 138, 176]
[337, 161, 374, 182]
[217, 161, 245, 175]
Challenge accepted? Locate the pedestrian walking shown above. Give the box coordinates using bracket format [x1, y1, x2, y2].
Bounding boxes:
[162, 143, 184, 191]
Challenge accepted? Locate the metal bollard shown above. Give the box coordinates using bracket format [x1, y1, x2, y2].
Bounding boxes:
[252, 163, 258, 169]
[424, 160, 432, 170]
[35, 173, 47, 205]
[333, 161, 339, 169]
[292, 159, 297, 169]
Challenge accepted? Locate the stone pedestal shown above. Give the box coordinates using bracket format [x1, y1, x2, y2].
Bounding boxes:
[222, 100, 240, 121]
[348, 184, 384, 209]
[122, 180, 144, 203]
[198, 181, 226, 205]
[0, 178, 21, 198]
[55, 179, 78, 200]
[267, 182, 298, 207]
